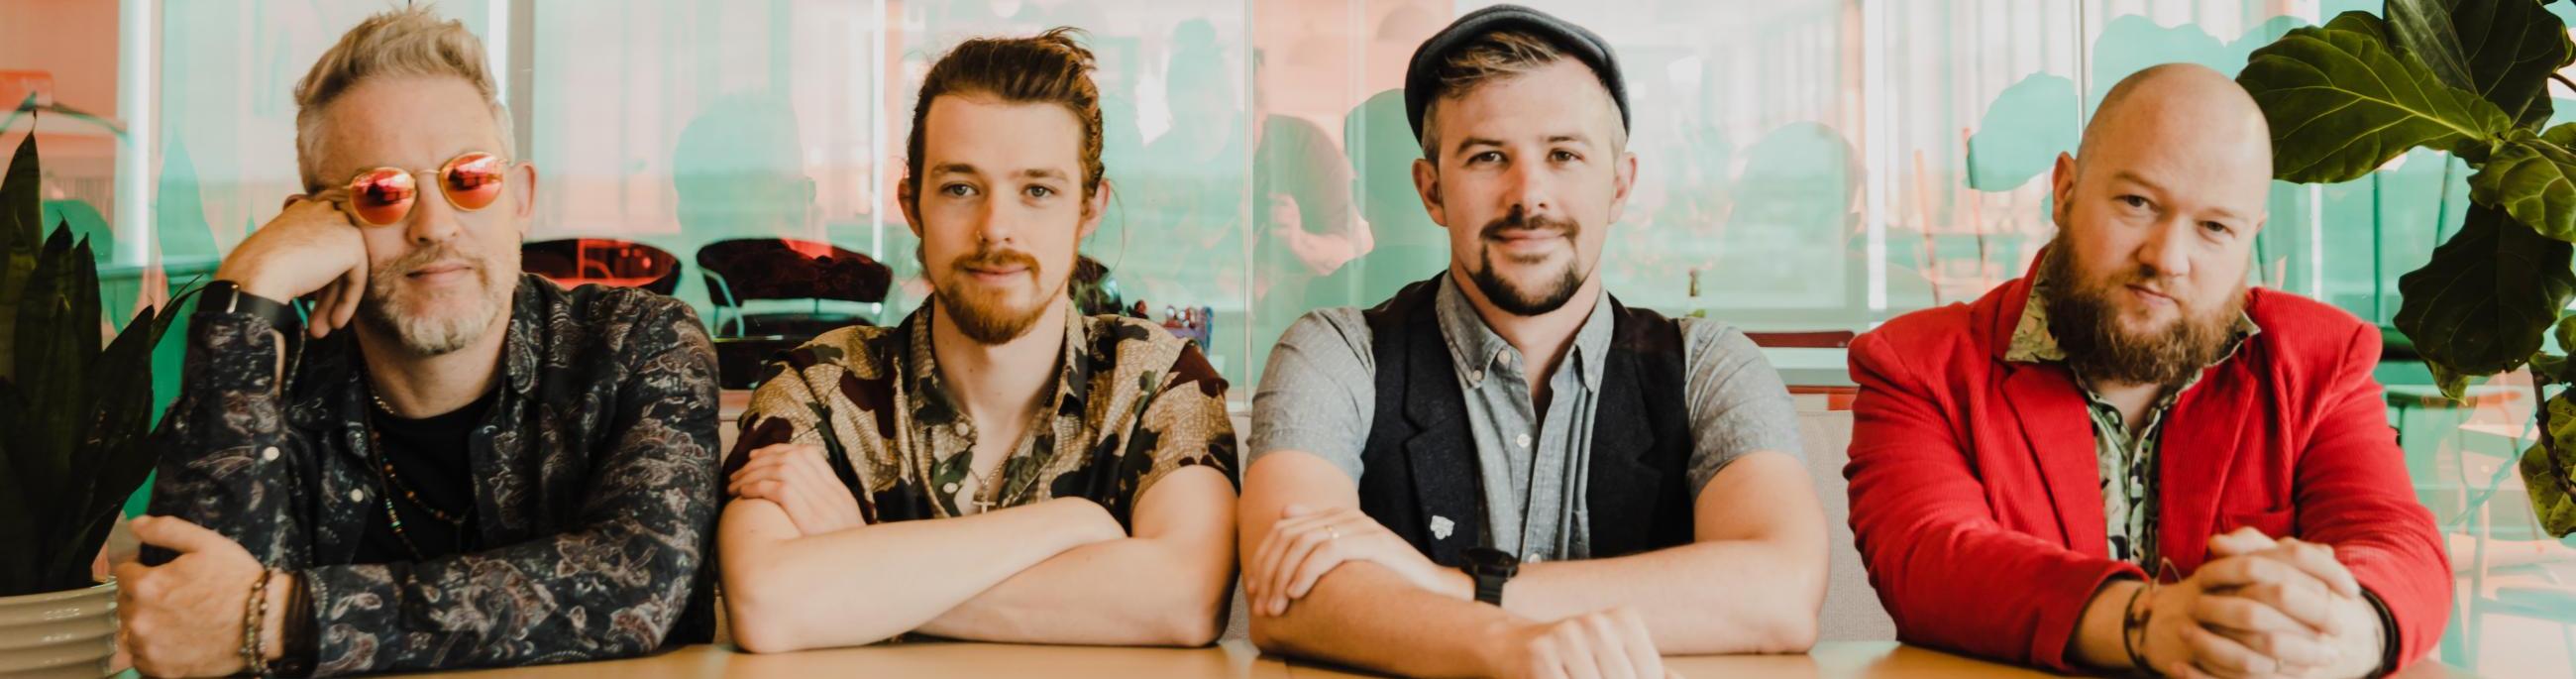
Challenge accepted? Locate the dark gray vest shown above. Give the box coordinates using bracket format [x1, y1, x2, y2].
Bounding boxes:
[1355, 276, 1694, 566]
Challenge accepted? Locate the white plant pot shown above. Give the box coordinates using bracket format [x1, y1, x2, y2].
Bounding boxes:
[0, 582, 116, 678]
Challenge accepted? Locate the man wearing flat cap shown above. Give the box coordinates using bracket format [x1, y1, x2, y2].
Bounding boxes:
[1237, 5, 1826, 677]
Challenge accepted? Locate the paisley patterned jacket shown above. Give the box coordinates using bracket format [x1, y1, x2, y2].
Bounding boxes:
[143, 275, 721, 676]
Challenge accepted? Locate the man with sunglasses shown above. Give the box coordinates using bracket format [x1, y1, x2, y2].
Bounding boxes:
[114, 8, 721, 677]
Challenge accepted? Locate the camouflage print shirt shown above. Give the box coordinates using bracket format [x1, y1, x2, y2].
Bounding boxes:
[2005, 275, 2258, 567]
[144, 275, 723, 676]
[725, 305, 1236, 530]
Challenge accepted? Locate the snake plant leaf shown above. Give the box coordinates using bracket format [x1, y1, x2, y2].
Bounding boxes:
[0, 124, 183, 595]
[55, 289, 196, 586]
[2467, 126, 2576, 241]
[2394, 204, 2576, 396]
[2239, 12, 2512, 183]
[0, 379, 31, 589]
[15, 227, 78, 487]
[0, 132, 37, 385]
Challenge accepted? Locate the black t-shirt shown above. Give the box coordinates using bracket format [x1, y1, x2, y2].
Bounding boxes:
[352, 388, 496, 564]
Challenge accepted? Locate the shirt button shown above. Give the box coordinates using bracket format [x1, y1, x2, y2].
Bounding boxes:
[943, 482, 960, 495]
[261, 446, 280, 462]
[1526, 552, 1544, 563]
[1515, 433, 1532, 449]
[1470, 369, 1484, 382]
[349, 489, 366, 503]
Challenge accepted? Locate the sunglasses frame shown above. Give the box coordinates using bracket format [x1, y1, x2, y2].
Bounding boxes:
[341, 151, 513, 227]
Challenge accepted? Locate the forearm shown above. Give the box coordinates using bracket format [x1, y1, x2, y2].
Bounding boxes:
[914, 533, 1233, 646]
[1250, 561, 1517, 678]
[296, 515, 703, 675]
[720, 499, 1118, 651]
[2068, 578, 2145, 671]
[143, 312, 303, 567]
[1505, 537, 1823, 653]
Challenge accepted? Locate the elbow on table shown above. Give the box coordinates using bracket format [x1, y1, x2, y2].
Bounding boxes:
[1155, 604, 1226, 647]
[1131, 570, 1230, 646]
[722, 582, 809, 654]
[1245, 613, 1299, 656]
[1752, 610, 1820, 654]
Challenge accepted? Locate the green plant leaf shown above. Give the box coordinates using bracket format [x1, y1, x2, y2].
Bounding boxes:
[2468, 128, 2576, 241]
[2239, 12, 2513, 183]
[2453, 0, 2574, 129]
[0, 125, 186, 596]
[2395, 204, 2576, 389]
[2524, 393, 2576, 537]
[2386, 0, 2574, 130]
[2425, 359, 2476, 400]
[2382, 0, 2477, 91]
[2557, 312, 2576, 355]
[0, 131, 38, 385]
[2533, 352, 2570, 384]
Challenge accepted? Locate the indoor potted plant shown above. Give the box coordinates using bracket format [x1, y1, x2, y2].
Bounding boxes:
[0, 104, 188, 677]
[2235, 0, 2576, 536]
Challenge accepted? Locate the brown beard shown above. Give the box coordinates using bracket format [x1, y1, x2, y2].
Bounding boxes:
[932, 245, 1059, 344]
[1469, 208, 1588, 316]
[2039, 245, 2243, 388]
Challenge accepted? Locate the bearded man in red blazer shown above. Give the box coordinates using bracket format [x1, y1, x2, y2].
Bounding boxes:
[1845, 63, 2448, 679]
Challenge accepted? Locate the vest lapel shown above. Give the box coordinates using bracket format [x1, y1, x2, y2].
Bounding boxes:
[1586, 331, 1662, 555]
[1401, 298, 1484, 565]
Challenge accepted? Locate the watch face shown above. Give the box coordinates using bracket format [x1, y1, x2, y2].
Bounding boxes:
[1464, 547, 1516, 574]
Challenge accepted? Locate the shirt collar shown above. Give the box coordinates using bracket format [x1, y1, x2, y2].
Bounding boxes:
[1434, 275, 1613, 392]
[902, 302, 1089, 428]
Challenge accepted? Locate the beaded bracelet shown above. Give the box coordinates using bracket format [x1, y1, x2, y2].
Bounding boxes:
[240, 569, 274, 677]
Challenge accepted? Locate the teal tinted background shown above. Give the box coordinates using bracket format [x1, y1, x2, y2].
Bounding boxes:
[5, 1, 2574, 672]
[21, 0, 2508, 389]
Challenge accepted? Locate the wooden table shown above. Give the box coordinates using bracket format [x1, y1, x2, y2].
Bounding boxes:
[323, 640, 2477, 678]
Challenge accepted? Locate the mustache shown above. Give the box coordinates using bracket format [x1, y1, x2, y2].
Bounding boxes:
[953, 246, 1041, 275]
[384, 243, 483, 277]
[2112, 269, 2182, 304]
[1478, 208, 1581, 242]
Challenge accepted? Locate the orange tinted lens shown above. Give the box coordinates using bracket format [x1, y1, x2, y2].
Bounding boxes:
[347, 168, 417, 225]
[440, 153, 505, 211]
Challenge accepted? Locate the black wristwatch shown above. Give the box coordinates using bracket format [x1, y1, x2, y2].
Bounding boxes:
[199, 280, 301, 331]
[1462, 547, 1520, 606]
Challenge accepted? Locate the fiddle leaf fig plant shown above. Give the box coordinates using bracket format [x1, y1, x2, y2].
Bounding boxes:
[2238, 0, 2576, 536]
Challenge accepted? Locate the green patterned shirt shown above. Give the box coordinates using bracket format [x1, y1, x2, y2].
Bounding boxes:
[2005, 276, 2258, 567]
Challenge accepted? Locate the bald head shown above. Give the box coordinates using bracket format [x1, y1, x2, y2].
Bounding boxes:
[2044, 63, 2272, 390]
[2077, 63, 2271, 174]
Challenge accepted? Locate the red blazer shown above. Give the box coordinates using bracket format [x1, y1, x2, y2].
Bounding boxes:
[1843, 265, 2449, 672]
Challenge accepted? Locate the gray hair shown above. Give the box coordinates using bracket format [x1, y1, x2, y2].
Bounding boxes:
[292, 5, 512, 192]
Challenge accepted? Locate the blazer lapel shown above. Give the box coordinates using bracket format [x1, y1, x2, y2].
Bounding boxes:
[2156, 360, 2256, 574]
[1999, 361, 2108, 554]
